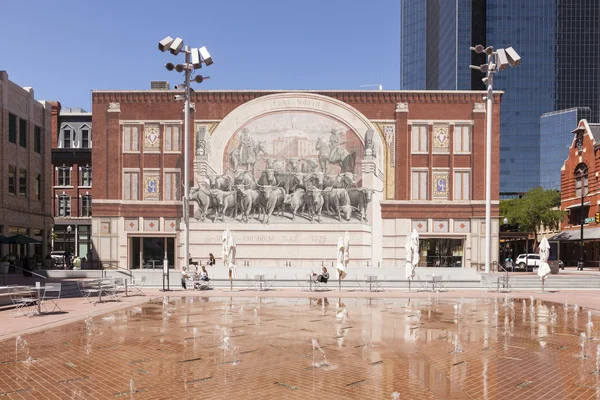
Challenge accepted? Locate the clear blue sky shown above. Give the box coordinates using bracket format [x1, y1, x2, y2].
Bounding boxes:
[1, 0, 400, 110]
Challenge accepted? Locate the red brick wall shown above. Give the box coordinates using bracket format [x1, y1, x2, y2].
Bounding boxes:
[560, 120, 599, 229]
[91, 91, 502, 219]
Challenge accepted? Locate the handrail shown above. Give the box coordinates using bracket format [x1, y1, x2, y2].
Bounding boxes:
[1, 264, 47, 286]
[101, 263, 133, 283]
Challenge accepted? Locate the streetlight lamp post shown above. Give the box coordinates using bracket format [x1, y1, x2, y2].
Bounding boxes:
[66, 225, 72, 268]
[158, 37, 213, 275]
[470, 45, 521, 274]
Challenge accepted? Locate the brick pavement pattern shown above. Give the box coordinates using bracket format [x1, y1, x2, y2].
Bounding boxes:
[1, 295, 600, 399]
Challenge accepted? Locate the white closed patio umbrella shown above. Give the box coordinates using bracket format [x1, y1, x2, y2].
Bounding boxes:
[405, 229, 420, 291]
[336, 232, 350, 291]
[537, 237, 551, 292]
[222, 229, 237, 291]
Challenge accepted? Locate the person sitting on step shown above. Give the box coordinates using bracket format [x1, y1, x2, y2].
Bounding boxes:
[311, 267, 329, 283]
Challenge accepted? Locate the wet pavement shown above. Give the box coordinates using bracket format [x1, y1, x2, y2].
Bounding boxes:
[2, 295, 600, 399]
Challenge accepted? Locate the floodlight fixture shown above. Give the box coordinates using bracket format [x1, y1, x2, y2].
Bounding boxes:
[485, 46, 494, 56]
[505, 47, 521, 67]
[175, 64, 185, 73]
[199, 46, 213, 66]
[169, 37, 184, 55]
[165, 62, 175, 71]
[158, 36, 174, 52]
[496, 48, 509, 70]
[191, 48, 202, 69]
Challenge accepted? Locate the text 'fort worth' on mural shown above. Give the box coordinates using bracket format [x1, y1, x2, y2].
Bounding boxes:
[191, 112, 381, 224]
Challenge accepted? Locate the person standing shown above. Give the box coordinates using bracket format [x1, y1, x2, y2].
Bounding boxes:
[181, 266, 190, 289]
[208, 253, 216, 266]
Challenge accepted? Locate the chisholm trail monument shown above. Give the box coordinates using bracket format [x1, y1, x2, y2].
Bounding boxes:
[187, 93, 386, 268]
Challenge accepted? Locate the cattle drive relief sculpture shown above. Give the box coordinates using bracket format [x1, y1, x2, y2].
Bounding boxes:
[191, 111, 380, 224]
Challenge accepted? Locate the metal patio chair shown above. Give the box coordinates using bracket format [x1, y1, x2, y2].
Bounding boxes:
[9, 286, 37, 317]
[416, 275, 430, 292]
[78, 280, 100, 303]
[42, 283, 62, 313]
[480, 274, 496, 292]
[130, 276, 146, 296]
[265, 274, 276, 290]
[295, 274, 311, 291]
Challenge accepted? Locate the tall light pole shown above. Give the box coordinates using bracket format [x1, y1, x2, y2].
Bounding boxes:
[470, 45, 520, 274]
[158, 37, 213, 275]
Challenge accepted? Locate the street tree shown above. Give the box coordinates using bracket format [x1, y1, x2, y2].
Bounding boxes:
[499, 187, 564, 243]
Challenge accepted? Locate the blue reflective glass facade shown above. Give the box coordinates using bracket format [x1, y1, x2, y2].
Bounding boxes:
[400, 0, 600, 197]
[540, 108, 591, 191]
[401, 0, 426, 90]
[488, 0, 557, 196]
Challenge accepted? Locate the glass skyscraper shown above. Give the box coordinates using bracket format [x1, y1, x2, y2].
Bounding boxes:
[540, 108, 591, 191]
[400, 0, 600, 197]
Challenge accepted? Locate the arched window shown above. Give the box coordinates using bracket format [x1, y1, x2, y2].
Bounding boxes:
[575, 163, 588, 197]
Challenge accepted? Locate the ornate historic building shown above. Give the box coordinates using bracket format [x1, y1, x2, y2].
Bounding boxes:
[0, 71, 56, 259]
[91, 89, 501, 270]
[51, 107, 93, 258]
[554, 119, 600, 267]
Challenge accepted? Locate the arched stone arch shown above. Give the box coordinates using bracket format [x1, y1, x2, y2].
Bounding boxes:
[204, 92, 384, 174]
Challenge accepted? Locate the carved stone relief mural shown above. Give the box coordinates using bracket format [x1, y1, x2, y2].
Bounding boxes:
[191, 111, 381, 224]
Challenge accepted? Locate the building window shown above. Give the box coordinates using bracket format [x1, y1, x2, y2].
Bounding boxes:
[58, 195, 71, 217]
[164, 171, 180, 200]
[8, 166, 16, 194]
[454, 171, 471, 200]
[419, 238, 464, 268]
[411, 171, 428, 200]
[35, 174, 41, 200]
[575, 163, 588, 197]
[123, 125, 139, 151]
[8, 114, 17, 143]
[454, 125, 471, 153]
[411, 125, 428, 153]
[34, 126, 41, 153]
[19, 119, 27, 148]
[81, 129, 90, 148]
[123, 171, 139, 200]
[165, 125, 180, 151]
[81, 166, 92, 187]
[19, 169, 27, 197]
[57, 167, 71, 186]
[62, 129, 72, 148]
[81, 195, 92, 217]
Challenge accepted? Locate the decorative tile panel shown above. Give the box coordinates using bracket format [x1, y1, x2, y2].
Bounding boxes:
[165, 219, 177, 232]
[124, 219, 139, 232]
[144, 124, 160, 151]
[433, 124, 449, 152]
[144, 219, 160, 231]
[432, 173, 449, 199]
[100, 222, 110, 234]
[433, 220, 449, 233]
[383, 125, 395, 167]
[143, 173, 160, 200]
[412, 220, 428, 233]
[453, 220, 471, 233]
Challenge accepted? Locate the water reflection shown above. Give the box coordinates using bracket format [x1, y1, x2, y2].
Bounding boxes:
[1, 296, 599, 399]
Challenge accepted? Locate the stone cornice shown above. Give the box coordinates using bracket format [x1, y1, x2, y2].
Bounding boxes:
[92, 90, 503, 105]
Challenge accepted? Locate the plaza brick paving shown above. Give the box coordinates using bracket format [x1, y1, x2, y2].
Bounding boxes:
[2, 290, 600, 399]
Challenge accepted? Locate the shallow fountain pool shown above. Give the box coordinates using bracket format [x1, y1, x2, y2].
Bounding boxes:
[1, 296, 599, 399]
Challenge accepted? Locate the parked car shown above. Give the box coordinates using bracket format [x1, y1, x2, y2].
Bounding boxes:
[515, 254, 541, 271]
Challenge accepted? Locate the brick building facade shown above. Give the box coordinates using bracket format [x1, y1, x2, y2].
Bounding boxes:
[555, 119, 600, 266]
[51, 107, 93, 259]
[90, 90, 501, 271]
[0, 71, 56, 260]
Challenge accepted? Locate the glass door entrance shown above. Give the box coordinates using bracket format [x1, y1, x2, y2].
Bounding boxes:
[130, 237, 175, 269]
